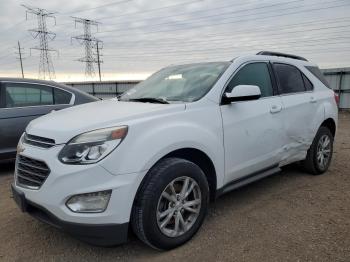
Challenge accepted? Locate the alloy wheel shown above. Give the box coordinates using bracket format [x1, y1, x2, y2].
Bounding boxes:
[316, 134, 331, 170]
[156, 176, 202, 238]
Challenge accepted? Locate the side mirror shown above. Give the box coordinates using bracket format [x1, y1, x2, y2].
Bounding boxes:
[222, 85, 261, 104]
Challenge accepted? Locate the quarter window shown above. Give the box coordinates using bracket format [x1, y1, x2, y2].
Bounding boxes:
[4, 83, 53, 108]
[302, 74, 313, 91]
[54, 88, 72, 104]
[273, 63, 305, 94]
[226, 63, 273, 98]
[305, 66, 330, 88]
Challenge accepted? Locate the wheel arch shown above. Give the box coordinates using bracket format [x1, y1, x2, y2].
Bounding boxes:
[320, 118, 336, 137]
[132, 147, 218, 211]
[161, 148, 217, 201]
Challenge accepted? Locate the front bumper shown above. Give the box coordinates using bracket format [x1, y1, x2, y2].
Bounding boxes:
[12, 183, 128, 246]
[12, 143, 147, 246]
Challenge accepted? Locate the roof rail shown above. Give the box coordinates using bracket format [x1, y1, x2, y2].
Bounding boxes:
[257, 51, 308, 61]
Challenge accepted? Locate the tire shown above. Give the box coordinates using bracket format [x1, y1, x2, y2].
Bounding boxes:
[131, 157, 209, 250]
[303, 126, 334, 175]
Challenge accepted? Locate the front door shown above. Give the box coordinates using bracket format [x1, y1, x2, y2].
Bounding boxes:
[220, 62, 285, 184]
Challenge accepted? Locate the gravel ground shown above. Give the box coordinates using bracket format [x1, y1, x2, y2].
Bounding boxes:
[0, 113, 349, 262]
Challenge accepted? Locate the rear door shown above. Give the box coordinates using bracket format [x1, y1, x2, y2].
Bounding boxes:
[0, 82, 73, 159]
[272, 63, 318, 164]
[221, 62, 285, 184]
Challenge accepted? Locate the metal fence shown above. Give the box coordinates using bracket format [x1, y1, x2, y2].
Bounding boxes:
[64, 81, 140, 99]
[322, 68, 350, 109]
[64, 68, 350, 109]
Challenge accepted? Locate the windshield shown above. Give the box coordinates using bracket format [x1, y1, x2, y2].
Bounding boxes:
[119, 62, 230, 103]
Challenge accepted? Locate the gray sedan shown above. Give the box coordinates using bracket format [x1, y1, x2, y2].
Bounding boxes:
[0, 78, 98, 161]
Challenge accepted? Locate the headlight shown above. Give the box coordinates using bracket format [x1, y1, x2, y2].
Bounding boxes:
[58, 126, 128, 164]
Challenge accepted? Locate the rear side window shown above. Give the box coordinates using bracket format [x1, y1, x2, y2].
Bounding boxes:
[4, 83, 53, 108]
[273, 63, 305, 94]
[305, 66, 330, 88]
[226, 62, 273, 97]
[54, 88, 72, 104]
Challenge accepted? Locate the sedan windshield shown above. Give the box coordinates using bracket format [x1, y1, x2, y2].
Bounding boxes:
[119, 62, 230, 103]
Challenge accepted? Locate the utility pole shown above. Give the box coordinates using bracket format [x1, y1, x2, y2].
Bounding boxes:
[15, 41, 25, 78]
[72, 17, 103, 79]
[96, 41, 102, 82]
[23, 5, 57, 80]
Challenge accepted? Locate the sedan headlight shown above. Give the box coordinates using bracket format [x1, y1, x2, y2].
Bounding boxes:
[58, 126, 128, 164]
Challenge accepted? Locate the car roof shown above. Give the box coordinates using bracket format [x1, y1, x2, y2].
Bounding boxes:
[0, 77, 98, 101]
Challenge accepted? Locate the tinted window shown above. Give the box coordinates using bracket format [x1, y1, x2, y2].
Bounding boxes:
[226, 63, 273, 97]
[302, 74, 313, 91]
[305, 66, 330, 88]
[54, 88, 72, 104]
[4, 83, 53, 108]
[273, 63, 305, 94]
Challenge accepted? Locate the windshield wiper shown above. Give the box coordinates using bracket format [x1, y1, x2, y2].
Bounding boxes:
[127, 97, 169, 104]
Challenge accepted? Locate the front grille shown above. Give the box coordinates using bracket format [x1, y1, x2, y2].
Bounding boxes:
[23, 133, 56, 149]
[16, 155, 50, 189]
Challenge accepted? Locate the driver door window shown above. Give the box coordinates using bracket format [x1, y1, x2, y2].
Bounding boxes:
[226, 62, 273, 98]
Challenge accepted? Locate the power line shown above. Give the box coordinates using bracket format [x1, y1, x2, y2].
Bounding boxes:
[50, 0, 350, 42]
[53, 0, 241, 32]
[101, 0, 275, 27]
[97, 0, 206, 21]
[72, 17, 103, 78]
[101, 0, 305, 32]
[59, 0, 133, 15]
[61, 39, 350, 61]
[23, 5, 58, 80]
[48, 16, 349, 52]
[99, 21, 350, 50]
[95, 25, 350, 56]
[97, 0, 350, 36]
[62, 35, 350, 58]
[0, 35, 34, 56]
[0, 19, 26, 34]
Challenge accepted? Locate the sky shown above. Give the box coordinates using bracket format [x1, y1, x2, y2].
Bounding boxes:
[0, 0, 349, 82]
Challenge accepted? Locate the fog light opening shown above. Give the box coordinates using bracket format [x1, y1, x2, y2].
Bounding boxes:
[66, 190, 112, 213]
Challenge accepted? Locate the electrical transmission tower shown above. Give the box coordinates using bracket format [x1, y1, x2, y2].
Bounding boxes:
[72, 17, 103, 80]
[14, 41, 25, 78]
[23, 5, 57, 80]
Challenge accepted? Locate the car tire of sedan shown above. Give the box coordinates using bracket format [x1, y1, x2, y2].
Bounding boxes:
[303, 126, 334, 175]
[131, 157, 209, 250]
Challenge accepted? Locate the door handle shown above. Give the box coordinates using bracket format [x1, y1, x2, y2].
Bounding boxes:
[310, 96, 317, 103]
[270, 104, 282, 114]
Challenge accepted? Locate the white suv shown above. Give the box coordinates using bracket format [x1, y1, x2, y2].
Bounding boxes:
[12, 52, 338, 250]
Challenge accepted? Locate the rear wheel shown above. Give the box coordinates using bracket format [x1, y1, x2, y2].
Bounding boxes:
[303, 126, 334, 175]
[131, 158, 209, 250]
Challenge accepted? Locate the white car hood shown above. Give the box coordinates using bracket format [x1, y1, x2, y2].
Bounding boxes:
[26, 99, 186, 144]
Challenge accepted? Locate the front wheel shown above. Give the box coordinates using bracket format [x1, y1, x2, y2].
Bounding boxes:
[303, 126, 334, 175]
[131, 158, 209, 250]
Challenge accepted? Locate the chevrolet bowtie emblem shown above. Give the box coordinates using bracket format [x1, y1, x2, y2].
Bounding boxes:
[17, 144, 25, 154]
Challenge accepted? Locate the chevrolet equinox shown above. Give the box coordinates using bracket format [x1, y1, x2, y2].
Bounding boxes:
[11, 51, 338, 250]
